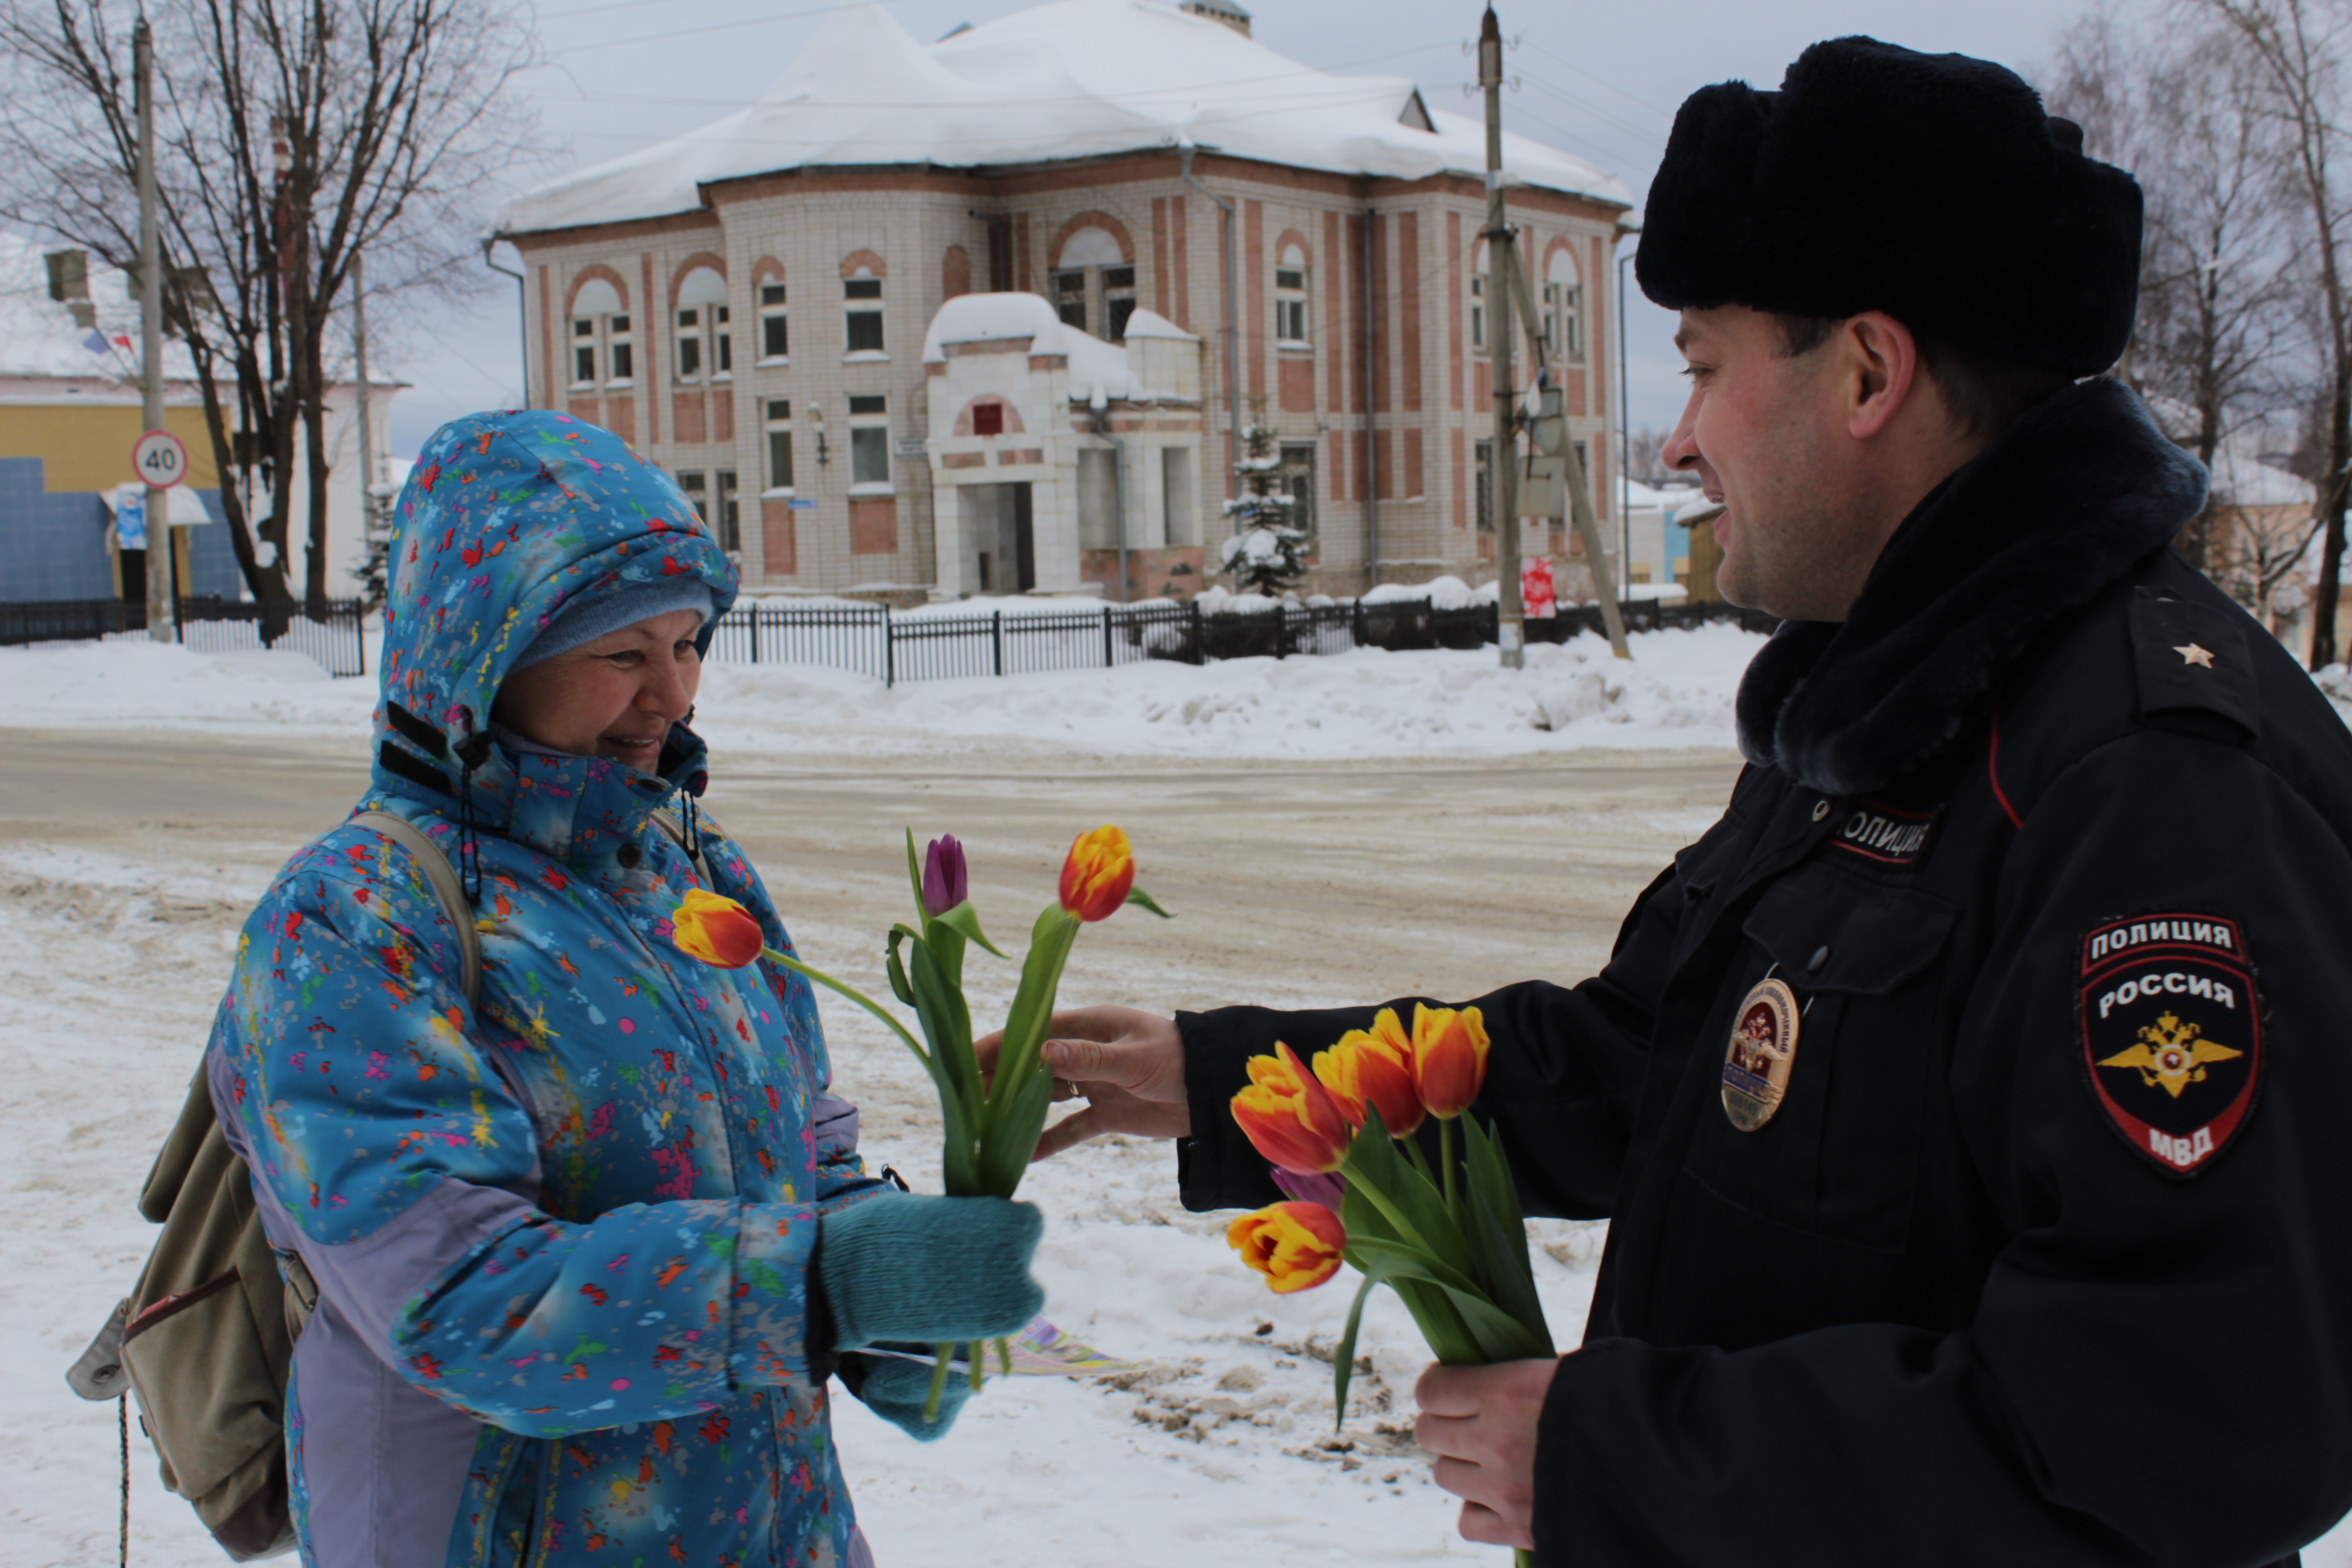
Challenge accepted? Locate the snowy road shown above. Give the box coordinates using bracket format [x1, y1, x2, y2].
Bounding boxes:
[10, 728, 2349, 1566]
[0, 730, 1733, 1568]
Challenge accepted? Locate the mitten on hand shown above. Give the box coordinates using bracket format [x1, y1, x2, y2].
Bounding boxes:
[845, 1348, 973, 1442]
[816, 1194, 1045, 1352]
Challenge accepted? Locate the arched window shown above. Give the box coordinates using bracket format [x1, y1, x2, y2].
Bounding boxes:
[1051, 225, 1135, 340]
[673, 267, 730, 383]
[1470, 240, 1490, 353]
[843, 263, 885, 357]
[570, 277, 630, 387]
[1275, 242, 1310, 346]
[1543, 246, 1584, 364]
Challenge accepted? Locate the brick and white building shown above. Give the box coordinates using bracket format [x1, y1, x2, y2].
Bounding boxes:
[494, 0, 1632, 600]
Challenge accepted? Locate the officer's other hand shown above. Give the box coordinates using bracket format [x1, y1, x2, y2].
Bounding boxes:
[1414, 1358, 1560, 1550]
[973, 1005, 1191, 1158]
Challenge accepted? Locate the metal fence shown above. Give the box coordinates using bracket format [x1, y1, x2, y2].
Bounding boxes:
[0, 590, 1769, 691]
[0, 595, 368, 676]
[702, 595, 1766, 686]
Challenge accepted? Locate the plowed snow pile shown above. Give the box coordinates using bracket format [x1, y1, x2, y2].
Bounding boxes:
[0, 624, 1765, 758]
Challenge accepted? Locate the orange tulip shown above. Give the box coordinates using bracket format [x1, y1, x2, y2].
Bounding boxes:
[1311, 1008, 1424, 1137]
[1226, 1200, 1348, 1294]
[670, 889, 766, 969]
[1230, 1041, 1354, 1174]
[1058, 824, 1136, 922]
[1411, 1004, 1490, 1120]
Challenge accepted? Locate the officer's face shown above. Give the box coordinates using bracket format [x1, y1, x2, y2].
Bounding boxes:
[1663, 307, 1889, 622]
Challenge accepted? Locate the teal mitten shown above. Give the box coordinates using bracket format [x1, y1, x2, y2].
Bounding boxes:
[848, 1348, 974, 1442]
[816, 1194, 1045, 1352]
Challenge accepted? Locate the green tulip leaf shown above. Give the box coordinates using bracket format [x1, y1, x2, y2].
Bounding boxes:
[933, 899, 1009, 959]
[1124, 885, 1173, 919]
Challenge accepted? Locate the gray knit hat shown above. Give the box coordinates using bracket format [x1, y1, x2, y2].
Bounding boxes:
[510, 581, 716, 673]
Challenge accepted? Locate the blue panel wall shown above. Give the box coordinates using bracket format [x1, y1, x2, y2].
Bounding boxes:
[0, 457, 114, 600]
[0, 459, 246, 602]
[184, 490, 242, 598]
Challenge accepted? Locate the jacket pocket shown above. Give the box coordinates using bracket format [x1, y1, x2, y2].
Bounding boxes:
[1680, 868, 1959, 1254]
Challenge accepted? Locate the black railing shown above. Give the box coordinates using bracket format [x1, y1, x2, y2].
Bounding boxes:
[0, 595, 368, 677]
[698, 595, 1765, 685]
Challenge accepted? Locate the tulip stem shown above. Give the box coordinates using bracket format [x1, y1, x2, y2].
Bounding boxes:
[1439, 1117, 1459, 1225]
[968, 1341, 985, 1393]
[924, 1344, 953, 1423]
[996, 1337, 1015, 1375]
[762, 947, 929, 1065]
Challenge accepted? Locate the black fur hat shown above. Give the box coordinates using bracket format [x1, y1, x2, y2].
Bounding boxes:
[1635, 37, 2142, 376]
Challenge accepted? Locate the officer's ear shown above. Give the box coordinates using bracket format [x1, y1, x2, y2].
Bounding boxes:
[1838, 312, 1926, 444]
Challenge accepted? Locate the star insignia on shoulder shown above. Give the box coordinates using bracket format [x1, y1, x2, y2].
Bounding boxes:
[2174, 642, 2216, 668]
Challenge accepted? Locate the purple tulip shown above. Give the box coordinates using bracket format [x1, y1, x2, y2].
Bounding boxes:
[922, 834, 969, 917]
[1271, 1166, 1346, 1213]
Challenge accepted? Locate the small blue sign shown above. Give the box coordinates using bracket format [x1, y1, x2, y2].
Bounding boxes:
[788, 497, 817, 510]
[117, 493, 147, 549]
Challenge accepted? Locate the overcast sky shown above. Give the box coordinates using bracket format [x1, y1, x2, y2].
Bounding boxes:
[386, 0, 2109, 456]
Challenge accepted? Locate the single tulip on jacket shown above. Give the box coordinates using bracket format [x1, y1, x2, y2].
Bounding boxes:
[1227, 1200, 1348, 1294]
[1058, 825, 1135, 921]
[1311, 1008, 1424, 1137]
[1411, 1004, 1491, 1120]
[671, 888, 766, 969]
[1231, 1042, 1353, 1174]
[922, 834, 969, 917]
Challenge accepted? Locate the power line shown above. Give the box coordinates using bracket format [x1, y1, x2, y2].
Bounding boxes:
[1517, 40, 1679, 125]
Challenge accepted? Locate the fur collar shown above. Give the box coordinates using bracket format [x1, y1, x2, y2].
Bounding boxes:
[1733, 378, 2208, 794]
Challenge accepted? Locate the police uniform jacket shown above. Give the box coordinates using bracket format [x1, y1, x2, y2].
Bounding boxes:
[1173, 379, 2352, 1567]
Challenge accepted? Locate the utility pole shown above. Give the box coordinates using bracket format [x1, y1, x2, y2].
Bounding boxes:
[135, 13, 174, 643]
[1480, 5, 1522, 668]
[352, 248, 383, 583]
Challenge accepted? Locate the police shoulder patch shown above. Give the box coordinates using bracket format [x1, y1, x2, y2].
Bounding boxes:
[2078, 912, 2262, 1176]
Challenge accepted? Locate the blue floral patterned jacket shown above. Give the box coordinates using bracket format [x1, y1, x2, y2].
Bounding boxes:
[206, 409, 885, 1568]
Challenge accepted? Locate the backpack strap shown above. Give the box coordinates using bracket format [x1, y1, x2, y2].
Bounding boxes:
[353, 810, 482, 1005]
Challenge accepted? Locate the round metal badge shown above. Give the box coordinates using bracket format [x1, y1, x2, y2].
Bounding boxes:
[1721, 977, 1801, 1132]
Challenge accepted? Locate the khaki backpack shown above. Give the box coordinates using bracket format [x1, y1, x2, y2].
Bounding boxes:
[67, 811, 480, 1562]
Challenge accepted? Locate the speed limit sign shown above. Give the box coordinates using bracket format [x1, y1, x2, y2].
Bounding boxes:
[131, 429, 189, 489]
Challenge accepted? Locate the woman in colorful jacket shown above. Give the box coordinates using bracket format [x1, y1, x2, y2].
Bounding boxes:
[207, 408, 1042, 1568]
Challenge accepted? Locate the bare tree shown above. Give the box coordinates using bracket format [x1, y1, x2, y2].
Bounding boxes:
[2189, 0, 2352, 667]
[1624, 426, 1673, 487]
[0, 0, 540, 630]
[2048, 9, 2306, 572]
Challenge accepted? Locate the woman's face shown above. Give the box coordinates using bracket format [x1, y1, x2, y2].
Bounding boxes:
[491, 608, 705, 772]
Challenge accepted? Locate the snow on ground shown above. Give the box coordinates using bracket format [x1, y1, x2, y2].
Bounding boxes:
[0, 623, 1766, 759]
[0, 836, 1605, 1568]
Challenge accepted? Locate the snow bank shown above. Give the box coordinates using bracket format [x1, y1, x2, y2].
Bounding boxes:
[693, 624, 1766, 760]
[0, 625, 1759, 757]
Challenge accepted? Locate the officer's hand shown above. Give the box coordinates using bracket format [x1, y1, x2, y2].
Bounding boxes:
[973, 1005, 1191, 1158]
[1414, 1358, 1560, 1550]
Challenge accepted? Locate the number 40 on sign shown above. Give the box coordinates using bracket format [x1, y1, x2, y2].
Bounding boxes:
[131, 429, 189, 489]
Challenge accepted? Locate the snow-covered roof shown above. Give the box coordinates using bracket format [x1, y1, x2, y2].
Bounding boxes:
[0, 232, 199, 383]
[497, 0, 1631, 236]
[924, 291, 1196, 401]
[2146, 394, 2315, 510]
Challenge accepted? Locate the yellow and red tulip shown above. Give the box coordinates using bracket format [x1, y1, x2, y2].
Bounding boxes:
[1311, 1007, 1425, 1137]
[1226, 1200, 1348, 1294]
[1230, 1041, 1354, 1174]
[1410, 1004, 1490, 1120]
[1058, 825, 1136, 922]
[671, 888, 765, 969]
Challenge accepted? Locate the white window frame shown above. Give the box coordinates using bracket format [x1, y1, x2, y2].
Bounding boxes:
[1470, 241, 1489, 354]
[1275, 243, 1310, 348]
[1544, 246, 1584, 365]
[762, 397, 795, 496]
[757, 281, 789, 365]
[847, 393, 892, 492]
[843, 272, 886, 361]
[672, 269, 732, 385]
[568, 278, 628, 389]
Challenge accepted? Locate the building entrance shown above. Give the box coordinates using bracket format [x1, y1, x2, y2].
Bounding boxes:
[960, 482, 1035, 593]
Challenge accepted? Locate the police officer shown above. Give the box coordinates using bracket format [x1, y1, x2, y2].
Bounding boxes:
[994, 37, 2352, 1565]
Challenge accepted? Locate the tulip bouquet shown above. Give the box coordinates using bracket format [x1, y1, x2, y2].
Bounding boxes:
[670, 825, 1166, 1416]
[1224, 1006, 1553, 1476]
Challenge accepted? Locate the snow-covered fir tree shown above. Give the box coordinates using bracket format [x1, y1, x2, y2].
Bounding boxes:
[1218, 404, 1308, 596]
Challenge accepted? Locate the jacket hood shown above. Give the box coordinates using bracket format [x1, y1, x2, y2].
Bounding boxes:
[1735, 377, 2208, 794]
[376, 409, 736, 774]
